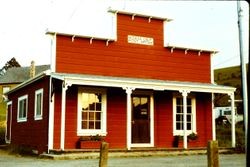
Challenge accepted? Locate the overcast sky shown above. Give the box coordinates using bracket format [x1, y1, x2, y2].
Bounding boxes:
[0, 0, 249, 69]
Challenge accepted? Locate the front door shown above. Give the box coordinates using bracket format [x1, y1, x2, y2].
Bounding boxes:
[132, 96, 150, 143]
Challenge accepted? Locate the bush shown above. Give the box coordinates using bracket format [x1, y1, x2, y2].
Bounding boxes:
[0, 121, 6, 145]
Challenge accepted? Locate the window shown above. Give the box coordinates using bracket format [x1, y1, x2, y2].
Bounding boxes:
[17, 95, 28, 122]
[34, 89, 43, 120]
[77, 88, 107, 136]
[173, 96, 196, 136]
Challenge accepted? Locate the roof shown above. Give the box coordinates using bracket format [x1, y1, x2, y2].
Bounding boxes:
[0, 65, 50, 84]
[108, 8, 173, 22]
[165, 44, 218, 54]
[7, 70, 235, 95]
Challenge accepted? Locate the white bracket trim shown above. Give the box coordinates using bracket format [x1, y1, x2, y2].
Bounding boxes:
[90, 37, 94, 44]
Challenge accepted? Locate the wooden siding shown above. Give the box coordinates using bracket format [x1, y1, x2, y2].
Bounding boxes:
[55, 13, 211, 83]
[7, 77, 50, 154]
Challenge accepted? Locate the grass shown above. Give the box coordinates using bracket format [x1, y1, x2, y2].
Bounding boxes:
[216, 121, 245, 151]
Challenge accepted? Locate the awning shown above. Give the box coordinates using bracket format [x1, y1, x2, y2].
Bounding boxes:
[51, 72, 235, 94]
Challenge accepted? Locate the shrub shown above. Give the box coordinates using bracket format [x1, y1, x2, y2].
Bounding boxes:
[0, 121, 6, 145]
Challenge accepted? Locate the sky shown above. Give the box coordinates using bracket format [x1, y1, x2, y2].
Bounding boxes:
[0, 0, 249, 69]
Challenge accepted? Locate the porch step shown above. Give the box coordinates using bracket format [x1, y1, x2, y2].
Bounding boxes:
[40, 148, 236, 160]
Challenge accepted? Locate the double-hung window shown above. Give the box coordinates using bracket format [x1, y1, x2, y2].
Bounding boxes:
[34, 89, 43, 120]
[173, 95, 196, 136]
[17, 95, 28, 122]
[77, 88, 107, 136]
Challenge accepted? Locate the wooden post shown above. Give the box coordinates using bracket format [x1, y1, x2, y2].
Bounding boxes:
[207, 140, 219, 167]
[99, 142, 109, 167]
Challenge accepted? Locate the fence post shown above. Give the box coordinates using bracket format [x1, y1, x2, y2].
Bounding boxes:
[99, 142, 109, 167]
[207, 140, 219, 167]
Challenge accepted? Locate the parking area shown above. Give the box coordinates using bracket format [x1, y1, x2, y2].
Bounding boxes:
[0, 148, 246, 167]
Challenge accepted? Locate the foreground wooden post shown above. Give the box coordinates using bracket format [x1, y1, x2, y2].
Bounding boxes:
[207, 140, 219, 167]
[99, 142, 109, 167]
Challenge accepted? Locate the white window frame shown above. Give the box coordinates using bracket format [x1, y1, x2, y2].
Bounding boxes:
[34, 88, 43, 120]
[77, 87, 107, 136]
[173, 95, 196, 136]
[17, 95, 28, 122]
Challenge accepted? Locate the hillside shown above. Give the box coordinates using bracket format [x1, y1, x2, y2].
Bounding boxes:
[214, 64, 248, 114]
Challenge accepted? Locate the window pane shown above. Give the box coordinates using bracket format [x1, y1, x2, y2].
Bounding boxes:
[187, 123, 191, 130]
[96, 121, 101, 129]
[96, 112, 101, 121]
[187, 115, 191, 122]
[96, 103, 101, 111]
[177, 106, 182, 113]
[89, 121, 94, 129]
[82, 121, 88, 129]
[82, 112, 88, 120]
[36, 93, 42, 115]
[187, 98, 191, 105]
[187, 107, 191, 113]
[89, 112, 94, 120]
[23, 100, 27, 117]
[89, 103, 95, 110]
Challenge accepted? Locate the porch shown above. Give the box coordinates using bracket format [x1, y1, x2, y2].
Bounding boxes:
[49, 72, 236, 152]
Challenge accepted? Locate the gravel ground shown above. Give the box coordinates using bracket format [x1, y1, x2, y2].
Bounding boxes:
[0, 149, 246, 167]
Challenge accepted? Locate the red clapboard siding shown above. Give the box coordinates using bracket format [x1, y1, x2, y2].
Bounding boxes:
[53, 87, 127, 149]
[56, 13, 211, 83]
[105, 88, 127, 148]
[195, 93, 212, 146]
[7, 77, 50, 154]
[154, 91, 174, 147]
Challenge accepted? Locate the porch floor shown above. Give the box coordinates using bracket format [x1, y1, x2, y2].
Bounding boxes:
[41, 147, 236, 160]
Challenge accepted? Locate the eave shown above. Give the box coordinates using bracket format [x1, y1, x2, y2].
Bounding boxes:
[108, 8, 173, 22]
[165, 44, 218, 55]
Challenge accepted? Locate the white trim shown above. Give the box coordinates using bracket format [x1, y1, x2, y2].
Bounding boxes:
[48, 79, 55, 151]
[123, 87, 134, 150]
[60, 82, 67, 150]
[5, 101, 12, 143]
[77, 87, 107, 136]
[17, 95, 28, 122]
[49, 33, 56, 72]
[34, 88, 43, 120]
[51, 73, 235, 95]
[212, 93, 216, 140]
[229, 93, 236, 147]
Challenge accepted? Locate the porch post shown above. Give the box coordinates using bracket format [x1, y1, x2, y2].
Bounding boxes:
[180, 90, 190, 149]
[212, 93, 216, 140]
[229, 92, 236, 148]
[123, 87, 134, 150]
[60, 81, 68, 150]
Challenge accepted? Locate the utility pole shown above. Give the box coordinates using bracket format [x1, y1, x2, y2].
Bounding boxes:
[237, 1, 248, 165]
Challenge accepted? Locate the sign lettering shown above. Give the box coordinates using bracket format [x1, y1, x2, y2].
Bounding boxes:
[127, 35, 154, 46]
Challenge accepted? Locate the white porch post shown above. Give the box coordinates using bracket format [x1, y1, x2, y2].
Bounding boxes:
[123, 87, 134, 150]
[212, 93, 216, 140]
[229, 93, 236, 148]
[180, 90, 190, 149]
[60, 81, 68, 150]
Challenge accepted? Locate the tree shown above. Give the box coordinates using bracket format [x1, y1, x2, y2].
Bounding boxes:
[0, 57, 21, 76]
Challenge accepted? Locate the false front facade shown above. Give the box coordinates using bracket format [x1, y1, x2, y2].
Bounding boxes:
[5, 10, 236, 154]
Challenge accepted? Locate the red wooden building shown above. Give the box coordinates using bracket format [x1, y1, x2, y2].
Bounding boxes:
[5, 9, 236, 154]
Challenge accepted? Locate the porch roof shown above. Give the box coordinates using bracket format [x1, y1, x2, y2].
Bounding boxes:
[51, 72, 235, 94]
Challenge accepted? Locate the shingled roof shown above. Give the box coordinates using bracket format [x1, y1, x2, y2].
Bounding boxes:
[0, 65, 50, 84]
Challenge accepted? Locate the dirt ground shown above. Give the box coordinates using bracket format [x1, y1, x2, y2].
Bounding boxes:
[0, 147, 246, 167]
